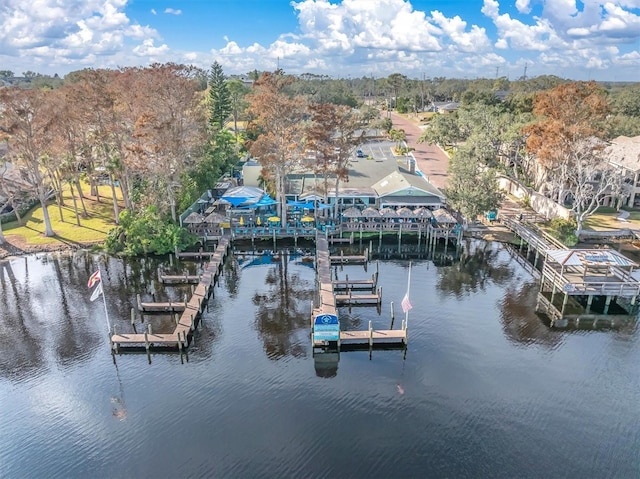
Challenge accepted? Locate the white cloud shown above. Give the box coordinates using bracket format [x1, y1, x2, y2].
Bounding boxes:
[132, 38, 169, 56]
[0, 0, 638, 81]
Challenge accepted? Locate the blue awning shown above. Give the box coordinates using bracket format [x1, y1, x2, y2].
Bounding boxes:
[287, 200, 316, 209]
[240, 195, 278, 208]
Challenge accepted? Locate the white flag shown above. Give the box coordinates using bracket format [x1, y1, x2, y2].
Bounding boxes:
[90, 282, 103, 302]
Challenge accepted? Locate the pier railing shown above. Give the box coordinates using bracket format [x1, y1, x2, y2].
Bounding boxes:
[542, 265, 640, 297]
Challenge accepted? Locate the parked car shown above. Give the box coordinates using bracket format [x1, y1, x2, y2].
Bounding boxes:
[356, 149, 365, 158]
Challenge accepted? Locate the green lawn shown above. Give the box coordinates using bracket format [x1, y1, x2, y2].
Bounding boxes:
[3, 183, 123, 247]
[583, 211, 640, 231]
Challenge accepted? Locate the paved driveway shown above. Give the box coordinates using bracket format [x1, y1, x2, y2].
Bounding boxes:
[389, 112, 450, 190]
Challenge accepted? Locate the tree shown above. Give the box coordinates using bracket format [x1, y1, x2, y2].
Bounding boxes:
[523, 81, 623, 236]
[0, 71, 13, 78]
[306, 103, 362, 216]
[130, 64, 207, 222]
[0, 88, 56, 236]
[248, 71, 307, 225]
[389, 128, 406, 152]
[208, 61, 232, 131]
[557, 141, 626, 237]
[227, 79, 250, 134]
[446, 146, 504, 222]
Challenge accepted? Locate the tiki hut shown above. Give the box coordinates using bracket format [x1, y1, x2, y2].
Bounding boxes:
[396, 207, 415, 218]
[413, 207, 433, 220]
[379, 207, 397, 218]
[361, 207, 381, 218]
[342, 207, 362, 218]
[432, 208, 457, 224]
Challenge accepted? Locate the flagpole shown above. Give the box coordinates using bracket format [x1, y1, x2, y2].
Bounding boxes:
[405, 261, 412, 325]
[99, 266, 111, 334]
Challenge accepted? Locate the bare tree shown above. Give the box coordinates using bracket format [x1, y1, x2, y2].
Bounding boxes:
[248, 72, 307, 225]
[0, 88, 56, 237]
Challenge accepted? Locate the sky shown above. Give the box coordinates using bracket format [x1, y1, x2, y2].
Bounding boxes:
[0, 0, 639, 81]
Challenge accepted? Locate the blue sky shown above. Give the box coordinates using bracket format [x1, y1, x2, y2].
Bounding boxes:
[1, 0, 638, 81]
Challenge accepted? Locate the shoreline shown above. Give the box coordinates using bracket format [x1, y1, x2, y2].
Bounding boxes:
[0, 236, 104, 260]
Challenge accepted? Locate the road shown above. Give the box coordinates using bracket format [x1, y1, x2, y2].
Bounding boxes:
[389, 112, 450, 191]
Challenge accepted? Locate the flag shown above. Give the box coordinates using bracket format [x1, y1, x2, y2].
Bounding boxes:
[87, 270, 101, 288]
[401, 292, 412, 313]
[90, 282, 103, 302]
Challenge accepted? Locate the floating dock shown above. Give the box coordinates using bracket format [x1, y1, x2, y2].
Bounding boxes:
[111, 236, 231, 351]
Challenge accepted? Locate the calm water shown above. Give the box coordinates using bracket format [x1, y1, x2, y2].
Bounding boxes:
[0, 241, 638, 478]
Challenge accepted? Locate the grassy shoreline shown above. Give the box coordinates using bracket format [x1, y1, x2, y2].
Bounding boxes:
[0, 183, 122, 259]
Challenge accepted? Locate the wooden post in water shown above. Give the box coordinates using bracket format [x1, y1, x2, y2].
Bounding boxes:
[174, 313, 179, 326]
[144, 326, 149, 352]
[377, 287, 382, 305]
[137, 293, 142, 311]
[390, 301, 395, 329]
[169, 253, 173, 267]
[368, 320, 373, 348]
[130, 308, 135, 326]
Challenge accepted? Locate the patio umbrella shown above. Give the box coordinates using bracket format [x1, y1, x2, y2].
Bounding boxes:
[268, 216, 280, 223]
[301, 216, 315, 222]
[256, 217, 261, 226]
[239, 216, 244, 226]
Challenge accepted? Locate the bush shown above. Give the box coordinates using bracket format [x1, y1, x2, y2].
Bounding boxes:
[547, 217, 578, 247]
[105, 206, 197, 256]
[0, 197, 40, 225]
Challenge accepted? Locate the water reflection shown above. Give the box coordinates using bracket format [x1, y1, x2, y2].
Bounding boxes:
[499, 280, 563, 347]
[437, 240, 515, 297]
[252, 251, 314, 360]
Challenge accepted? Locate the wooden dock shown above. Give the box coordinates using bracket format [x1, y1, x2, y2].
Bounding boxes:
[335, 288, 382, 306]
[332, 263, 379, 291]
[158, 271, 201, 284]
[136, 294, 187, 312]
[339, 320, 407, 346]
[174, 246, 218, 260]
[111, 236, 231, 351]
[330, 249, 368, 265]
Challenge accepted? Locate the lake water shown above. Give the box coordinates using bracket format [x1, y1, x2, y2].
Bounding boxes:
[0, 240, 638, 478]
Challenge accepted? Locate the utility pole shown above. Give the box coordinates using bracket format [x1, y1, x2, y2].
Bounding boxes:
[523, 63, 528, 81]
[421, 72, 425, 112]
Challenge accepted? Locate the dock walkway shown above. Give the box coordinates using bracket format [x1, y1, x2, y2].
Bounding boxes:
[111, 236, 231, 351]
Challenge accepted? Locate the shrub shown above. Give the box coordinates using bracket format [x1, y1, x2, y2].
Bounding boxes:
[547, 217, 578, 247]
[105, 206, 197, 256]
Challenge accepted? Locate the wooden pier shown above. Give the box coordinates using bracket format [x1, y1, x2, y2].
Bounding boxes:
[158, 270, 201, 284]
[335, 288, 382, 306]
[330, 249, 368, 265]
[339, 320, 407, 346]
[332, 262, 379, 291]
[501, 215, 640, 325]
[136, 294, 187, 313]
[111, 236, 231, 351]
[174, 246, 218, 260]
[312, 238, 406, 350]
